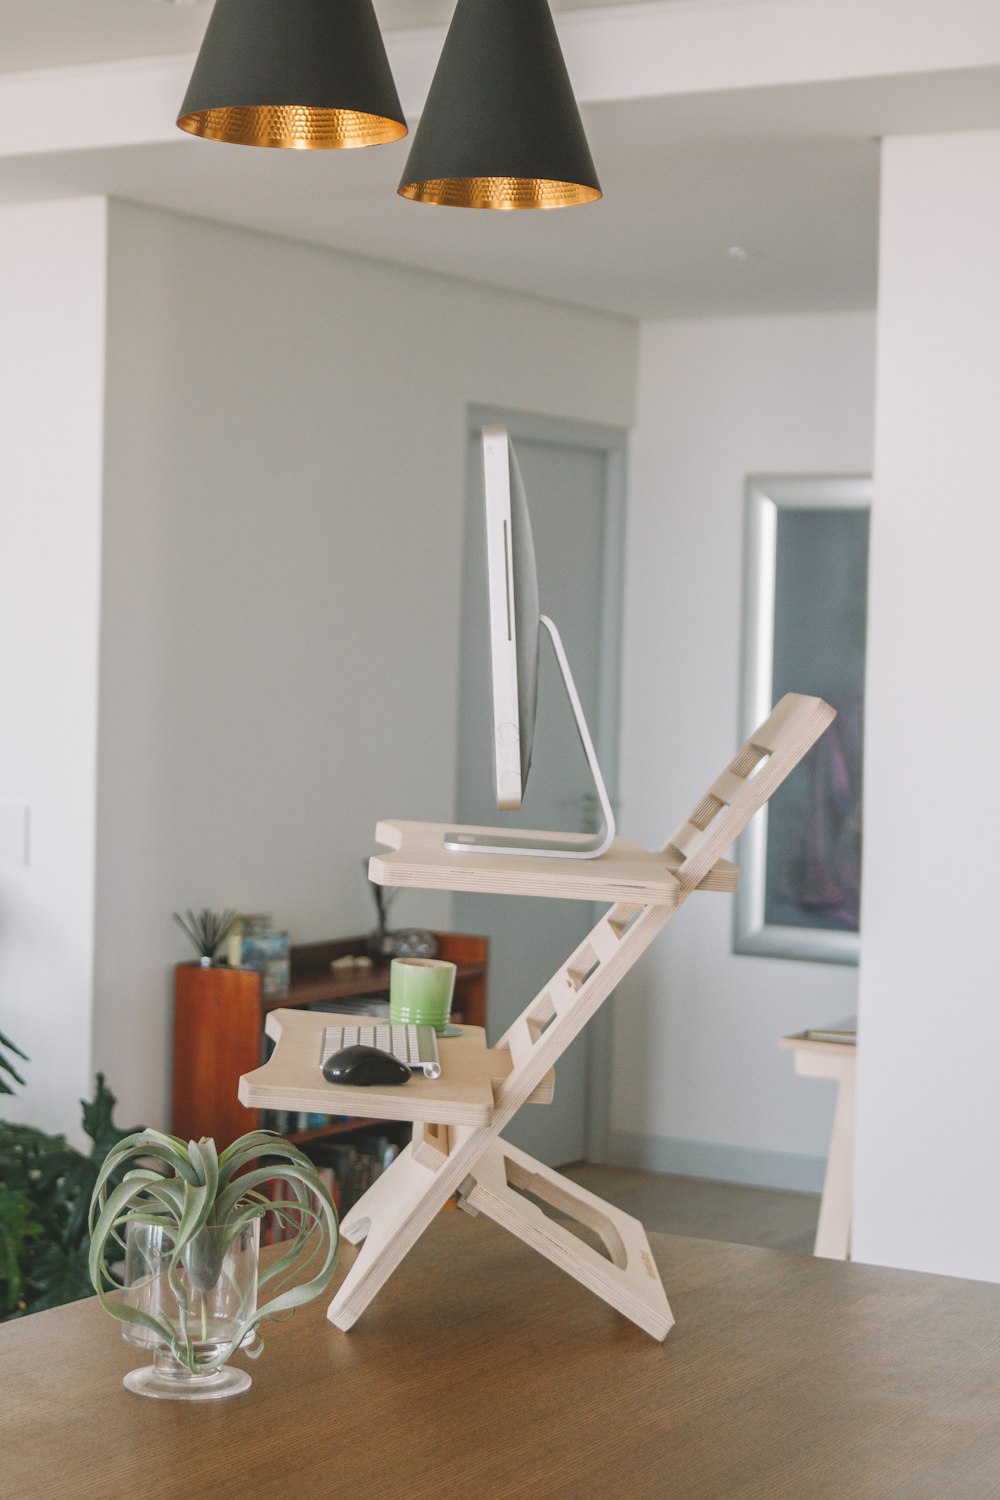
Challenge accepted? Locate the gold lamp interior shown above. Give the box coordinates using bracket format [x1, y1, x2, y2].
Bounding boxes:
[177, 105, 408, 150]
[398, 177, 602, 210]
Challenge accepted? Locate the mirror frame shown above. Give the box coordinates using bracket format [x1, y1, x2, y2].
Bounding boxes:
[734, 473, 871, 966]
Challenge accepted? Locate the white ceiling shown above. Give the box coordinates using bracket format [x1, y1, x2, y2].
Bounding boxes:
[0, 92, 881, 319]
[3, 2, 1000, 320]
[0, 0, 629, 74]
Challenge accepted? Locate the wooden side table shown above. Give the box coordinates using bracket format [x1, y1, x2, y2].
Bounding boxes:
[779, 1031, 856, 1260]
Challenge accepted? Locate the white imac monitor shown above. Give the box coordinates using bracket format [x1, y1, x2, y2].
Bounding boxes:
[445, 426, 616, 860]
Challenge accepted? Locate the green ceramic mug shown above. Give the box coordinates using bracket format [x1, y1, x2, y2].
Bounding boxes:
[389, 957, 457, 1034]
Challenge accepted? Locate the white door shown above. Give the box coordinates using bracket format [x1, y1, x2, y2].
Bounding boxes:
[454, 411, 625, 1166]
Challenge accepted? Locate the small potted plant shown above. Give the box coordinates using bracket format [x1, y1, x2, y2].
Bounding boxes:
[89, 1129, 338, 1400]
[173, 908, 239, 966]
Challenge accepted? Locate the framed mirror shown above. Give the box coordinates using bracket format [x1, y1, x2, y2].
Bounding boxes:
[734, 474, 871, 965]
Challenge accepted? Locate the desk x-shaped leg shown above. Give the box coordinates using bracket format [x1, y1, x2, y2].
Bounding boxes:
[327, 694, 834, 1338]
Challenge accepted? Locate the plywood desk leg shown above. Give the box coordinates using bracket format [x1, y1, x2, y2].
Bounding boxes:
[337, 1148, 421, 1246]
[330, 1145, 457, 1329]
[460, 1140, 674, 1341]
[330, 1125, 494, 1331]
[813, 1061, 855, 1261]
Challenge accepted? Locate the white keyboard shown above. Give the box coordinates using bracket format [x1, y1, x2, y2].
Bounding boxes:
[321, 1022, 442, 1079]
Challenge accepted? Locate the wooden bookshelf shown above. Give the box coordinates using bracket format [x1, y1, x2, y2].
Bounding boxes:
[171, 930, 488, 1152]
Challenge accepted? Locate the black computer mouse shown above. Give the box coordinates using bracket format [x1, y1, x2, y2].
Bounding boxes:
[322, 1044, 411, 1087]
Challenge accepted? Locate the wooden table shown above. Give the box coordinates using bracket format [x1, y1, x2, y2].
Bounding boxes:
[4, 1212, 1000, 1500]
[779, 1032, 856, 1260]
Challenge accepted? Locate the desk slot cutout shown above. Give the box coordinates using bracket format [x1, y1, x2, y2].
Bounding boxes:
[526, 992, 557, 1042]
[503, 1156, 627, 1269]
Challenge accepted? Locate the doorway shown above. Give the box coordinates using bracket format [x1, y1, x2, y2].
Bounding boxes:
[454, 407, 627, 1166]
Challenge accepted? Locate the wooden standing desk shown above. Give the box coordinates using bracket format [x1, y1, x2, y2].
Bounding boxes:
[243, 693, 838, 1338]
[4, 1213, 1000, 1500]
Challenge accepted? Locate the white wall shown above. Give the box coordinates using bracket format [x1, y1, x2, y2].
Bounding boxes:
[853, 129, 1000, 1280]
[0, 199, 108, 1139]
[613, 311, 875, 1189]
[94, 201, 637, 1132]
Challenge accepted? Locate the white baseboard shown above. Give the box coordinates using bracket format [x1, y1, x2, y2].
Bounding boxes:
[605, 1130, 826, 1194]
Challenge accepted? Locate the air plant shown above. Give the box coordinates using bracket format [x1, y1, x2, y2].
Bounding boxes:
[173, 908, 239, 964]
[88, 1130, 338, 1375]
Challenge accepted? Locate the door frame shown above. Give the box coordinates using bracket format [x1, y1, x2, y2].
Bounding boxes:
[463, 405, 628, 1163]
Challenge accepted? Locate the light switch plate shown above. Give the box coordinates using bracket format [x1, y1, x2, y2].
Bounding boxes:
[0, 805, 30, 866]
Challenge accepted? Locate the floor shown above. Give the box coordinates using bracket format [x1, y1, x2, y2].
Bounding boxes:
[561, 1163, 820, 1256]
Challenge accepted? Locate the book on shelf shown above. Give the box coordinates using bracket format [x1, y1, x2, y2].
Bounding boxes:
[257, 1133, 402, 1235]
[803, 1017, 857, 1045]
[305, 997, 390, 1017]
[228, 926, 290, 998]
[260, 1108, 331, 1134]
[305, 1131, 404, 1217]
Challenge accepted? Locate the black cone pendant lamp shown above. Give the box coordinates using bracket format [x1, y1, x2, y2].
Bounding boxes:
[398, 0, 601, 209]
[177, 0, 406, 150]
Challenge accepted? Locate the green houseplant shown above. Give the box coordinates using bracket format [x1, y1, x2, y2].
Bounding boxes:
[0, 1028, 27, 1097]
[89, 1129, 338, 1400]
[1, 1027, 140, 1321]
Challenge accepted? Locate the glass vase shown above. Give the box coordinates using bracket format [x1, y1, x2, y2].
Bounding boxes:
[121, 1218, 259, 1400]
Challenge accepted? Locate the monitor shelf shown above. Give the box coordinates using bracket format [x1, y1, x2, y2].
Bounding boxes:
[368, 818, 739, 905]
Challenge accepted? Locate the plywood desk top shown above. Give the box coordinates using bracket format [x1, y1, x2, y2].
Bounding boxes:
[239, 1010, 551, 1127]
[369, 818, 739, 906]
[779, 1032, 858, 1070]
[5, 1213, 1000, 1500]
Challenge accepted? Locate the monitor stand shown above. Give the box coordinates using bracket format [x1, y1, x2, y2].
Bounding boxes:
[444, 614, 616, 861]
